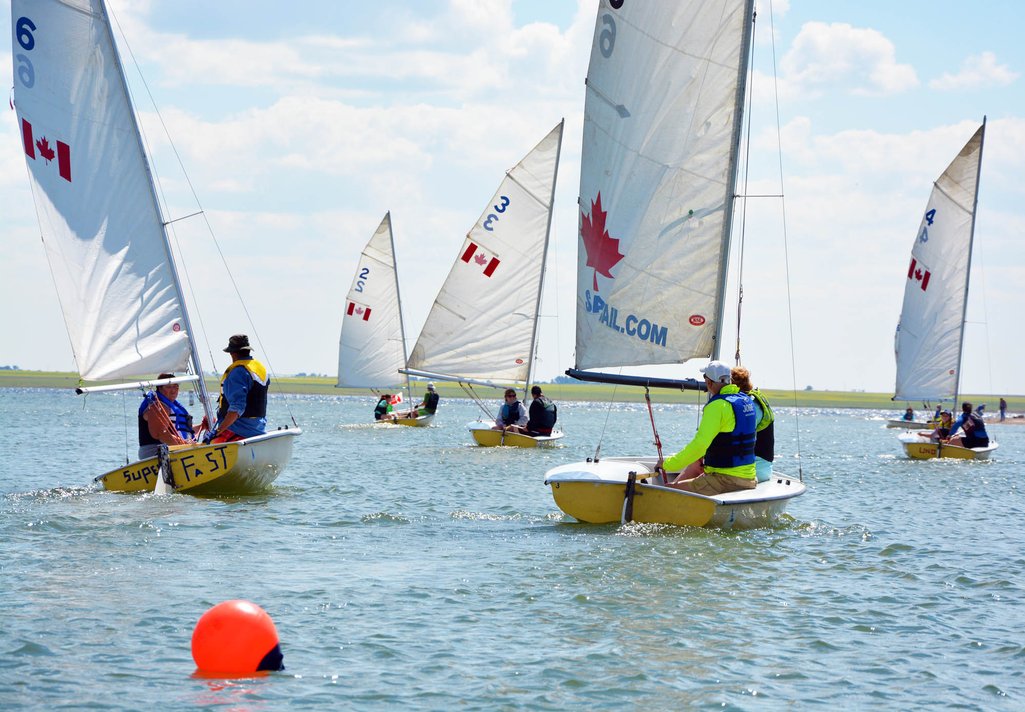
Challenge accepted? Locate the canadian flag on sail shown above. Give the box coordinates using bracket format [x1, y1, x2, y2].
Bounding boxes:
[346, 301, 372, 321]
[460, 241, 501, 277]
[21, 119, 72, 183]
[907, 258, 931, 291]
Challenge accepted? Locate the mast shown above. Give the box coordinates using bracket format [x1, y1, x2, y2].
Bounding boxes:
[389, 212, 413, 404]
[952, 117, 986, 407]
[710, 0, 756, 361]
[99, 0, 215, 425]
[523, 118, 564, 400]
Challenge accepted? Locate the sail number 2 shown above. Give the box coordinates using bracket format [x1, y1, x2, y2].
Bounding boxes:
[15, 17, 37, 89]
[355, 267, 370, 292]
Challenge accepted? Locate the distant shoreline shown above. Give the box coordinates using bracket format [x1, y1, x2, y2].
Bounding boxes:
[2, 369, 1022, 413]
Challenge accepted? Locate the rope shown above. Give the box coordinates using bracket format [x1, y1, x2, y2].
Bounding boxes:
[109, 3, 298, 430]
[767, 0, 803, 481]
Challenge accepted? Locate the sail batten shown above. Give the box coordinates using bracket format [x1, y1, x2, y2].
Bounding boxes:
[573, 0, 754, 371]
[405, 121, 564, 384]
[894, 124, 985, 402]
[13, 0, 192, 381]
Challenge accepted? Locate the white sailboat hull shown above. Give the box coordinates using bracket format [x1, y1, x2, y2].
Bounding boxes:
[544, 457, 804, 529]
[886, 419, 934, 430]
[896, 431, 998, 460]
[468, 422, 564, 448]
[95, 429, 301, 495]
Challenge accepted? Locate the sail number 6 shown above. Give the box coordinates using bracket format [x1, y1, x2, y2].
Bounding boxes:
[15, 17, 37, 89]
[600, 1, 624, 58]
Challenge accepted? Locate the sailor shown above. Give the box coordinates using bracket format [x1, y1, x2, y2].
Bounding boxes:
[374, 394, 394, 421]
[416, 383, 440, 416]
[946, 402, 990, 449]
[525, 385, 558, 436]
[138, 373, 195, 459]
[492, 388, 527, 432]
[205, 334, 269, 443]
[656, 360, 757, 495]
[730, 366, 774, 482]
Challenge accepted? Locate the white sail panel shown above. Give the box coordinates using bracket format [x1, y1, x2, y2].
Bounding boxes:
[574, 0, 751, 370]
[406, 122, 563, 383]
[12, 0, 190, 381]
[337, 213, 408, 388]
[894, 125, 984, 402]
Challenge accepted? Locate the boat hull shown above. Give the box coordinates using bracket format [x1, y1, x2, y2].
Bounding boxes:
[886, 419, 933, 430]
[896, 432, 998, 460]
[393, 413, 435, 427]
[95, 429, 301, 495]
[468, 423, 564, 448]
[544, 457, 805, 529]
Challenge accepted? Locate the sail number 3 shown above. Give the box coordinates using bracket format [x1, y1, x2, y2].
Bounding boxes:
[482, 196, 510, 232]
[15, 17, 37, 89]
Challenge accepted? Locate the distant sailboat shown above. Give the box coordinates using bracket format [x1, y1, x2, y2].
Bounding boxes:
[543, 0, 805, 527]
[894, 121, 998, 460]
[12, 0, 299, 493]
[402, 120, 565, 448]
[336, 213, 432, 426]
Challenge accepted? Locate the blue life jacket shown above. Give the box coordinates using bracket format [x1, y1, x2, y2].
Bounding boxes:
[703, 392, 757, 469]
[500, 401, 523, 425]
[138, 391, 193, 446]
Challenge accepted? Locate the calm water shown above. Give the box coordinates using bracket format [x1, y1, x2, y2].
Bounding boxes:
[2, 387, 1023, 710]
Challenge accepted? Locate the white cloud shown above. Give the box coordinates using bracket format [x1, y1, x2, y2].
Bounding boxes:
[929, 52, 1018, 91]
[781, 21, 918, 97]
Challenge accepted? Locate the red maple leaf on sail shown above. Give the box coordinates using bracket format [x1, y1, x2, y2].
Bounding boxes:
[36, 137, 56, 163]
[581, 192, 624, 292]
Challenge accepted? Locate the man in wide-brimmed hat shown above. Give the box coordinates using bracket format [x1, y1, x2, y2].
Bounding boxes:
[205, 334, 270, 443]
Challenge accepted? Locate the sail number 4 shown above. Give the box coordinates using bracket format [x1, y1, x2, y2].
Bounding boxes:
[15, 17, 37, 89]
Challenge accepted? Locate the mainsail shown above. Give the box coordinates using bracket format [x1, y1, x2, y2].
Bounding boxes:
[405, 120, 563, 384]
[894, 125, 985, 402]
[574, 0, 752, 370]
[12, 0, 192, 381]
[337, 213, 409, 388]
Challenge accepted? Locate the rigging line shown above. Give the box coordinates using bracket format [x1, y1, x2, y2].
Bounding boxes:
[593, 377, 622, 462]
[974, 237, 995, 395]
[121, 390, 130, 465]
[768, 0, 802, 481]
[734, 8, 758, 366]
[643, 386, 665, 462]
[109, 4, 297, 427]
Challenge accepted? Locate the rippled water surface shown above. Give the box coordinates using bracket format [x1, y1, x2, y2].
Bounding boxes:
[2, 388, 1024, 710]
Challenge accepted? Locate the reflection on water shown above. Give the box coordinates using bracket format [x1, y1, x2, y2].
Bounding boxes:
[2, 388, 1024, 709]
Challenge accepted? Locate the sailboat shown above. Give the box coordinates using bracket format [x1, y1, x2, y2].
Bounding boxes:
[12, 0, 300, 494]
[336, 213, 432, 426]
[542, 0, 805, 527]
[894, 122, 998, 460]
[401, 120, 565, 448]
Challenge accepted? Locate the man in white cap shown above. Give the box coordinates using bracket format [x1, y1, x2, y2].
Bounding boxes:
[415, 382, 440, 417]
[656, 360, 757, 495]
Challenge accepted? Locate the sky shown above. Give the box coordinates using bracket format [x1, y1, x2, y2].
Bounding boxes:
[1, 0, 1022, 396]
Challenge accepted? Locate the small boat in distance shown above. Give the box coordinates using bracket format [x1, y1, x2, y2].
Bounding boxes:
[543, 0, 805, 527]
[13, 0, 299, 494]
[893, 121, 997, 460]
[337, 213, 433, 427]
[402, 121, 566, 448]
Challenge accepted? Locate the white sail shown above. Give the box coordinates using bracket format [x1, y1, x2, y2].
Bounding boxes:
[337, 213, 408, 388]
[406, 121, 563, 384]
[12, 0, 191, 381]
[894, 124, 985, 402]
[574, 0, 752, 370]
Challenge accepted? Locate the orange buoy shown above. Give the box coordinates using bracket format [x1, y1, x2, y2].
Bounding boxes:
[191, 600, 284, 674]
